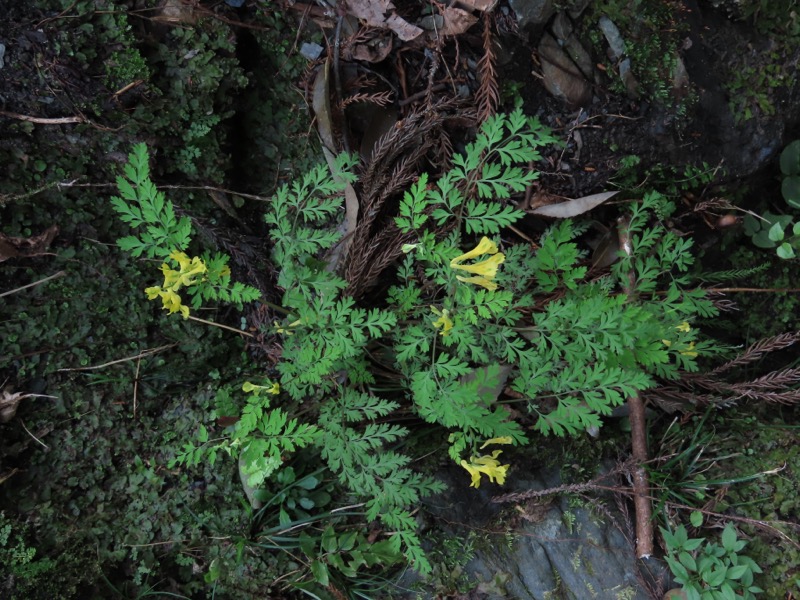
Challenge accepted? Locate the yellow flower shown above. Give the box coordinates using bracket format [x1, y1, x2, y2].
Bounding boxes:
[146, 287, 189, 319]
[243, 381, 281, 395]
[431, 307, 453, 337]
[160, 264, 182, 290]
[168, 250, 207, 288]
[158, 252, 207, 292]
[662, 338, 698, 357]
[451, 236, 499, 264]
[460, 450, 509, 488]
[145, 252, 209, 319]
[450, 237, 505, 291]
[479, 436, 513, 449]
[676, 321, 691, 333]
[275, 319, 302, 335]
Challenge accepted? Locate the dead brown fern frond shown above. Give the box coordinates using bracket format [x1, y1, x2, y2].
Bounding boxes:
[344, 99, 474, 297]
[647, 331, 800, 410]
[476, 12, 500, 123]
[711, 331, 800, 375]
[338, 90, 394, 110]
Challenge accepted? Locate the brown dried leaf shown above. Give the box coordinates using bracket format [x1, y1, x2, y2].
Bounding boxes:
[344, 0, 423, 41]
[529, 191, 618, 218]
[351, 33, 393, 62]
[345, 0, 394, 28]
[439, 6, 478, 36]
[457, 0, 498, 12]
[0, 390, 25, 423]
[311, 61, 336, 152]
[476, 13, 499, 123]
[0, 225, 58, 263]
[385, 13, 423, 40]
[0, 239, 18, 262]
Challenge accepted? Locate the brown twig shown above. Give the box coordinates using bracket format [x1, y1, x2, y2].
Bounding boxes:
[618, 215, 654, 559]
[187, 315, 255, 337]
[20, 420, 49, 450]
[0, 271, 66, 298]
[0, 180, 275, 204]
[57, 344, 178, 372]
[133, 355, 141, 420]
[491, 470, 800, 550]
[0, 110, 86, 125]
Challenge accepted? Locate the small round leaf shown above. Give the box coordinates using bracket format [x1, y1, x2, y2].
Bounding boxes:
[776, 242, 795, 259]
[768, 221, 785, 242]
[782, 176, 800, 208]
[780, 140, 800, 176]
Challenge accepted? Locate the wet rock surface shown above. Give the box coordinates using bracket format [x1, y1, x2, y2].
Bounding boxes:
[402, 465, 670, 599]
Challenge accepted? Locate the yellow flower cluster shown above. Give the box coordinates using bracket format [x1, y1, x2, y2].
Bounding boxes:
[459, 436, 513, 488]
[243, 381, 280, 395]
[450, 237, 505, 291]
[431, 307, 453, 337]
[275, 319, 303, 335]
[662, 321, 698, 357]
[145, 251, 207, 319]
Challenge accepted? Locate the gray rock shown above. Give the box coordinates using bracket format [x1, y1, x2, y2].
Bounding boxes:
[507, 0, 555, 29]
[553, 13, 595, 85]
[551, 11, 573, 40]
[599, 16, 626, 60]
[598, 17, 640, 99]
[538, 32, 592, 107]
[566, 0, 592, 19]
[0, 43, 5, 69]
[618, 58, 640, 99]
[299, 42, 323, 61]
[409, 466, 667, 599]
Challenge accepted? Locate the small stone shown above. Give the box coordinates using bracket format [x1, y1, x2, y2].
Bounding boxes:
[551, 12, 573, 40]
[538, 32, 592, 107]
[618, 58, 640, 99]
[0, 43, 5, 69]
[507, 0, 554, 29]
[418, 14, 444, 31]
[598, 16, 626, 61]
[300, 42, 323, 61]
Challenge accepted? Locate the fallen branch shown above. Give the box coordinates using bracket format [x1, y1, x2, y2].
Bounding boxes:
[617, 214, 654, 559]
[57, 343, 178, 372]
[0, 271, 66, 298]
[0, 110, 86, 125]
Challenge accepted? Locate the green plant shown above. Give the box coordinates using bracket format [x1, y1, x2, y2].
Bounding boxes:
[779, 139, 800, 209]
[661, 521, 764, 599]
[648, 410, 770, 523]
[726, 62, 783, 124]
[110, 143, 261, 317]
[171, 380, 319, 490]
[229, 110, 718, 571]
[743, 140, 800, 259]
[585, 0, 694, 112]
[710, 417, 800, 596]
[0, 512, 56, 591]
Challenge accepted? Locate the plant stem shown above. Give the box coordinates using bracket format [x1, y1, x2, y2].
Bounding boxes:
[618, 215, 654, 559]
